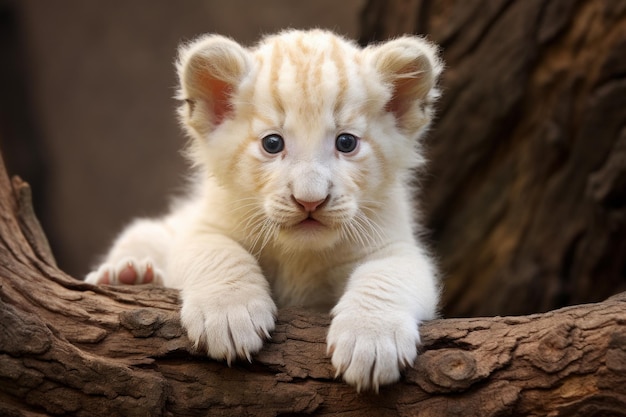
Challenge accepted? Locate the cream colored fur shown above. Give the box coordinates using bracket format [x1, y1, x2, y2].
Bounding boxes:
[86, 29, 442, 392]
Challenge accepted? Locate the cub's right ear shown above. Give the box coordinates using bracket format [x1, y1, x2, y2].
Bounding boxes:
[365, 36, 442, 136]
[177, 35, 252, 138]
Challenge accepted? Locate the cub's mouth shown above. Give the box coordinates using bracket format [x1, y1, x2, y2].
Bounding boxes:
[298, 216, 324, 228]
[274, 212, 345, 250]
[283, 213, 336, 233]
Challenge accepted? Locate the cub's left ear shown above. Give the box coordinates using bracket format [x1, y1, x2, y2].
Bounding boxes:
[366, 36, 443, 134]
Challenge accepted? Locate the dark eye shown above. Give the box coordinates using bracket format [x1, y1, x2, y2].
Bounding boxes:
[261, 134, 284, 154]
[336, 133, 359, 153]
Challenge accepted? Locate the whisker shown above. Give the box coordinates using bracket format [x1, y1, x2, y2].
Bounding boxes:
[257, 219, 278, 254]
[356, 210, 386, 245]
[246, 218, 268, 255]
[345, 219, 366, 247]
[352, 215, 373, 247]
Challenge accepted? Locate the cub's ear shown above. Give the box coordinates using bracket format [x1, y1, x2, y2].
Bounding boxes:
[366, 36, 443, 134]
[177, 35, 252, 137]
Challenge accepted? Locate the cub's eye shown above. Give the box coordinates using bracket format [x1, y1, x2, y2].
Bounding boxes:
[261, 134, 285, 154]
[335, 133, 359, 153]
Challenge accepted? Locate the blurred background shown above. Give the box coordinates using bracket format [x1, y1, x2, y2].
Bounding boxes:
[1, 0, 625, 318]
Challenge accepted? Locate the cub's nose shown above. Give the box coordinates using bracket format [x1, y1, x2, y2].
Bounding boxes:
[293, 196, 328, 213]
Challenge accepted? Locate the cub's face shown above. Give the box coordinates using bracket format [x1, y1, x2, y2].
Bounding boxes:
[214, 38, 402, 252]
[228, 115, 385, 252]
[177, 30, 440, 252]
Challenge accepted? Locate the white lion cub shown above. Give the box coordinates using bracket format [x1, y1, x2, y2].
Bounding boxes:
[86, 29, 442, 392]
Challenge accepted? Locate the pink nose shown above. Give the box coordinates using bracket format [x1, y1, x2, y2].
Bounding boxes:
[294, 197, 327, 212]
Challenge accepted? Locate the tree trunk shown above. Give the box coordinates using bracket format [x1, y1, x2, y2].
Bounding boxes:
[0, 152, 625, 415]
[362, 0, 626, 317]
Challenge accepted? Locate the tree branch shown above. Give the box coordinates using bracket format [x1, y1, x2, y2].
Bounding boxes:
[1, 152, 626, 416]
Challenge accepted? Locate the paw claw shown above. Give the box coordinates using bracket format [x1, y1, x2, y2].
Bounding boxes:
[143, 263, 155, 283]
[180, 287, 276, 365]
[327, 308, 420, 392]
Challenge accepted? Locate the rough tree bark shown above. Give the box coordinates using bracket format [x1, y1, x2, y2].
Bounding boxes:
[2, 1, 626, 414]
[0, 157, 625, 414]
[362, 0, 626, 317]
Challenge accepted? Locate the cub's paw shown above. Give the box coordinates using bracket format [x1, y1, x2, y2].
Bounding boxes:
[327, 307, 420, 392]
[85, 257, 165, 286]
[181, 288, 277, 364]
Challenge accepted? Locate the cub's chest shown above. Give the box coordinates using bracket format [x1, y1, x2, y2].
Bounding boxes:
[259, 254, 356, 310]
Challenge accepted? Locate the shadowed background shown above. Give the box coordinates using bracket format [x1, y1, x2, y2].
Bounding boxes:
[1, 0, 625, 318]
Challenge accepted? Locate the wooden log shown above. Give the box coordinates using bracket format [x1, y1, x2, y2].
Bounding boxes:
[1, 152, 625, 416]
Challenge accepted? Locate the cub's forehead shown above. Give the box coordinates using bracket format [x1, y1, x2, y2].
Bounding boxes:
[253, 29, 361, 57]
[251, 30, 363, 85]
[244, 30, 380, 127]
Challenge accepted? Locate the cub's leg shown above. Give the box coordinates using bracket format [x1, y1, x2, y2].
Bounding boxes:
[170, 232, 277, 364]
[85, 218, 171, 286]
[327, 243, 438, 392]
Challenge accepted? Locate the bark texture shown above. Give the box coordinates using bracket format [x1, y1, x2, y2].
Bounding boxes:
[0, 152, 625, 416]
[362, 0, 626, 317]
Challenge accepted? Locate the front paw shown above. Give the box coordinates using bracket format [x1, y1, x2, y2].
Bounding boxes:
[327, 307, 420, 392]
[85, 257, 164, 285]
[180, 287, 277, 364]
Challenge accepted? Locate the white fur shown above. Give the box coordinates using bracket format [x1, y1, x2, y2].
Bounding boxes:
[86, 29, 442, 391]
